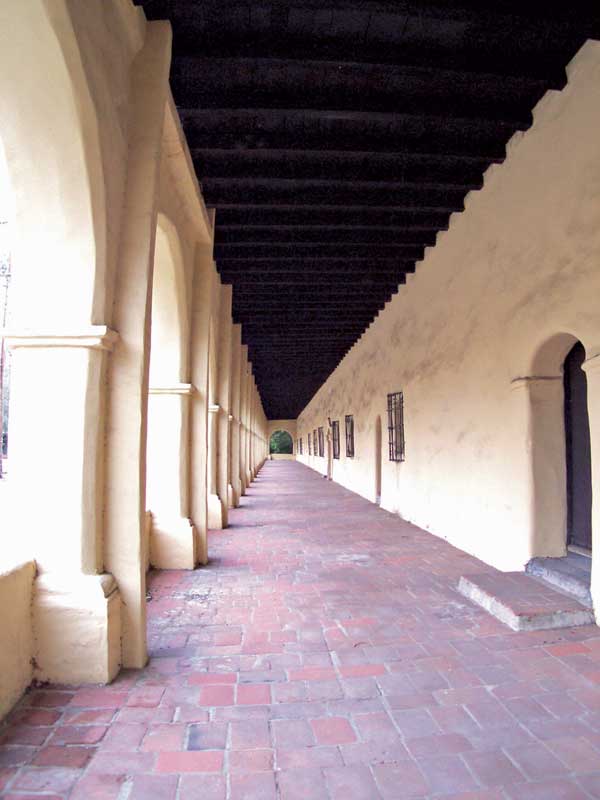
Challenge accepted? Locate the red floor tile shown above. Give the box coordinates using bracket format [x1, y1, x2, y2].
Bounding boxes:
[2, 461, 600, 798]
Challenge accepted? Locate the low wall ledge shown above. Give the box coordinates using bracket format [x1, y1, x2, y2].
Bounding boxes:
[149, 383, 193, 395]
[1, 326, 119, 352]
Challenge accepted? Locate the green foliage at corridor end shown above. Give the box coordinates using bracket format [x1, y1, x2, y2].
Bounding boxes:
[269, 429, 293, 454]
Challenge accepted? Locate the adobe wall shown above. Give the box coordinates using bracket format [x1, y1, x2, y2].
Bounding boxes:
[298, 41, 600, 574]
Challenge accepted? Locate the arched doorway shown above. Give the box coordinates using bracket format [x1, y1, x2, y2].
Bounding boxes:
[564, 341, 592, 553]
[270, 430, 293, 454]
[145, 215, 197, 569]
[375, 415, 382, 505]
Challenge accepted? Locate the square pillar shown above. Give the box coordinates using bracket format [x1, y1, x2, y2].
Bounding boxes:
[216, 286, 232, 524]
[189, 247, 212, 564]
[147, 384, 197, 569]
[5, 328, 121, 684]
[229, 324, 242, 506]
[207, 402, 226, 528]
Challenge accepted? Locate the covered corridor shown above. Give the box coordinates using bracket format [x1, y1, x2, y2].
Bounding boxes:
[2, 461, 600, 798]
[2, 3, 600, 798]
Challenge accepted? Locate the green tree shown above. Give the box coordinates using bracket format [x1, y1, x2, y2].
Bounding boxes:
[270, 430, 293, 454]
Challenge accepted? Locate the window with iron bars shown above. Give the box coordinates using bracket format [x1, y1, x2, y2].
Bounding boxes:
[345, 414, 354, 458]
[318, 426, 324, 457]
[308, 434, 311, 455]
[299, 438, 303, 455]
[313, 429, 317, 455]
[387, 391, 405, 462]
[332, 420, 340, 459]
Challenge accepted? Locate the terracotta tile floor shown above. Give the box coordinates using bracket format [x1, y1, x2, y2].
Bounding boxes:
[2, 461, 600, 799]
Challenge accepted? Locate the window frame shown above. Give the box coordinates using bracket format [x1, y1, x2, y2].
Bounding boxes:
[332, 420, 340, 459]
[387, 391, 405, 462]
[345, 414, 354, 458]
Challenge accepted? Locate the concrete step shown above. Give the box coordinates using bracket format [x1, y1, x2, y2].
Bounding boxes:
[526, 553, 592, 608]
[458, 571, 595, 632]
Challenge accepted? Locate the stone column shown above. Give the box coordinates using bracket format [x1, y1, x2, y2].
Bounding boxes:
[239, 346, 249, 494]
[229, 324, 242, 506]
[250, 376, 258, 478]
[216, 286, 232, 525]
[147, 384, 197, 569]
[582, 355, 600, 614]
[245, 369, 253, 486]
[189, 246, 212, 565]
[207, 401, 225, 527]
[5, 328, 121, 684]
[104, 22, 172, 669]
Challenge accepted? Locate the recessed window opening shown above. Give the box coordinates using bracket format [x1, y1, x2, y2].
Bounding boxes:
[332, 420, 340, 459]
[299, 438, 303, 455]
[313, 429, 317, 454]
[308, 434, 312, 455]
[318, 426, 324, 457]
[345, 414, 354, 458]
[387, 391, 405, 462]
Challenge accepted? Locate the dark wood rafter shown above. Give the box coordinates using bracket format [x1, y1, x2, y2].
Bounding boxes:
[141, 0, 600, 418]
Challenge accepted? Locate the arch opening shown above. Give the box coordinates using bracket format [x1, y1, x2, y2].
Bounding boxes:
[528, 333, 593, 571]
[270, 430, 293, 454]
[145, 215, 191, 563]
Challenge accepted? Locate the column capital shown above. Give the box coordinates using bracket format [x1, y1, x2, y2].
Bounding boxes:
[149, 383, 193, 396]
[2, 325, 119, 351]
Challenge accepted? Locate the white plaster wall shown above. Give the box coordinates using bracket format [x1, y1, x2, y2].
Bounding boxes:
[298, 41, 600, 572]
[0, 561, 35, 719]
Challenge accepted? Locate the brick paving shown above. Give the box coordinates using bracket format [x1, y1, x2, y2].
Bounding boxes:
[2, 460, 600, 798]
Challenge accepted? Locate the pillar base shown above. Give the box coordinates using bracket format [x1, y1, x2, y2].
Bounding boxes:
[33, 572, 121, 685]
[150, 515, 198, 569]
[227, 482, 240, 509]
[207, 492, 226, 529]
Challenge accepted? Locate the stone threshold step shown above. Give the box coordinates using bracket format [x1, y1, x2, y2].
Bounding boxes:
[458, 571, 595, 632]
[526, 553, 592, 607]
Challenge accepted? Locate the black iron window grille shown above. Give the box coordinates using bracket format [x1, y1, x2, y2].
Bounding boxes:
[387, 391, 405, 462]
[345, 414, 354, 458]
[332, 420, 340, 459]
[313, 429, 317, 454]
[299, 438, 303, 455]
[318, 426, 324, 457]
[308, 434, 311, 455]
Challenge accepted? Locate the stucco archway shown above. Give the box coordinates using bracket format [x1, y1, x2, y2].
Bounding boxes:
[0, 2, 120, 685]
[0, 1, 107, 328]
[525, 332, 586, 560]
[270, 429, 294, 454]
[146, 214, 197, 569]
